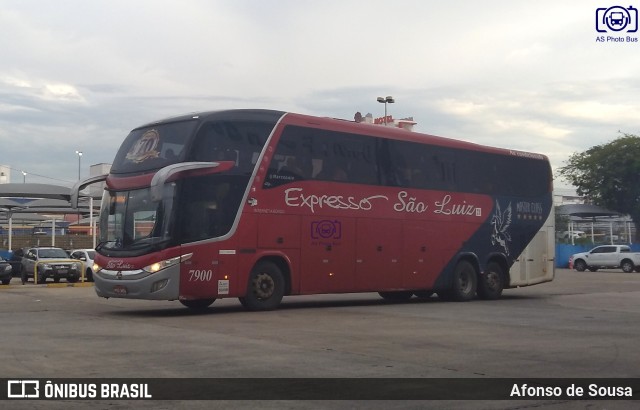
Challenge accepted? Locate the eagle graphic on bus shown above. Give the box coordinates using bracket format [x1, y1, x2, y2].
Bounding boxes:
[491, 200, 512, 255]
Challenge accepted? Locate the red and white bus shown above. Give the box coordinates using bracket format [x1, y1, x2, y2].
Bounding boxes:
[74, 109, 554, 310]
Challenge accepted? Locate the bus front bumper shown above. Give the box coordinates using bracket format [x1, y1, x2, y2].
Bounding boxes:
[93, 264, 180, 301]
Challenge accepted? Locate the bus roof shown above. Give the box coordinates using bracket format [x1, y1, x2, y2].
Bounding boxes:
[134, 109, 548, 162]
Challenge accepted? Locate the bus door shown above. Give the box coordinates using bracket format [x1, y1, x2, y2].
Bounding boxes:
[511, 212, 555, 286]
[355, 218, 403, 291]
[300, 216, 356, 293]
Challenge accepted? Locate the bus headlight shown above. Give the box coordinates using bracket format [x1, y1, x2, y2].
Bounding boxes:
[142, 253, 192, 274]
[92, 263, 101, 273]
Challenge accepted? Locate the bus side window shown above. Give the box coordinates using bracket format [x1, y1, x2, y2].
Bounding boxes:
[316, 161, 347, 182]
[281, 156, 311, 180]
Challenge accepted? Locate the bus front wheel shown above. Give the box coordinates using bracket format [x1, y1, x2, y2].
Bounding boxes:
[239, 261, 285, 311]
[477, 262, 504, 300]
[438, 260, 477, 302]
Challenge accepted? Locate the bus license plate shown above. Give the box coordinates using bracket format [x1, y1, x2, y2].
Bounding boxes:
[113, 285, 128, 295]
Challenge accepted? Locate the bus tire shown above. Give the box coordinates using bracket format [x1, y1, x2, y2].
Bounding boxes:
[477, 262, 504, 300]
[378, 291, 413, 301]
[180, 298, 216, 309]
[239, 261, 285, 311]
[439, 260, 477, 302]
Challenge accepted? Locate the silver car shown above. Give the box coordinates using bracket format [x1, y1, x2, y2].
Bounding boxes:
[21, 247, 80, 284]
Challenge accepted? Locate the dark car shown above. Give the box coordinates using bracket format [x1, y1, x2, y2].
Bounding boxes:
[0, 257, 12, 285]
[8, 247, 26, 276]
[21, 247, 80, 284]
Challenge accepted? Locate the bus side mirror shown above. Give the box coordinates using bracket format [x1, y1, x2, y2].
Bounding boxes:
[71, 174, 108, 208]
[150, 161, 234, 202]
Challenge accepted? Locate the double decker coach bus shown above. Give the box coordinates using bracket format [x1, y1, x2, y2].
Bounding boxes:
[73, 109, 554, 310]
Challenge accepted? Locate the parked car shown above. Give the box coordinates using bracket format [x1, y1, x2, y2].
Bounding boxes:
[556, 230, 586, 240]
[70, 249, 96, 282]
[569, 245, 640, 273]
[0, 257, 12, 285]
[21, 247, 81, 284]
[8, 247, 27, 276]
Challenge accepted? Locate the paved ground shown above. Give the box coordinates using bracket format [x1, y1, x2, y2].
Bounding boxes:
[1, 269, 639, 409]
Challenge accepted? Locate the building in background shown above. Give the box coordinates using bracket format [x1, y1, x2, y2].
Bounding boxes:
[354, 112, 417, 131]
[0, 165, 9, 184]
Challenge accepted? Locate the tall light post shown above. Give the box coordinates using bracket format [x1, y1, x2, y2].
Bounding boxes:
[376, 96, 395, 125]
[75, 150, 83, 180]
[22, 171, 27, 183]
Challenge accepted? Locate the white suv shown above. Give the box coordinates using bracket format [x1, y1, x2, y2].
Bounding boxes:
[70, 249, 97, 282]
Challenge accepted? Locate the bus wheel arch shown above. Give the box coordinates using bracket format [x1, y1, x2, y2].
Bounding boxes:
[239, 258, 289, 311]
[477, 259, 507, 300]
[180, 298, 216, 310]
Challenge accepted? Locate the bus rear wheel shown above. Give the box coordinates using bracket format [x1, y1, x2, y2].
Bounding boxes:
[180, 298, 216, 309]
[477, 262, 504, 300]
[239, 261, 285, 311]
[438, 260, 477, 302]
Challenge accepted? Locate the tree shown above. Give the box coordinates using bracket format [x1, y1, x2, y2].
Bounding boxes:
[558, 133, 640, 240]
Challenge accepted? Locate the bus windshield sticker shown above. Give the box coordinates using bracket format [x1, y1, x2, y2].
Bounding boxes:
[218, 280, 229, 295]
[125, 129, 161, 163]
[491, 200, 512, 255]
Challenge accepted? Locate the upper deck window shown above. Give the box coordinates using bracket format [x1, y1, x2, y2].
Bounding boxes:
[264, 125, 551, 198]
[186, 120, 273, 175]
[111, 120, 198, 174]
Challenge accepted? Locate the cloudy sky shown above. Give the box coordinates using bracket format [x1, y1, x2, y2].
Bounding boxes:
[1, 0, 639, 190]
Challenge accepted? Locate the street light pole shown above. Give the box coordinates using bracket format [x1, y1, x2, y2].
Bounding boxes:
[22, 171, 27, 183]
[75, 150, 83, 180]
[376, 96, 395, 125]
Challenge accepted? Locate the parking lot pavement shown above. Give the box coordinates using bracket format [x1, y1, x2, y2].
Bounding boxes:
[1, 269, 639, 409]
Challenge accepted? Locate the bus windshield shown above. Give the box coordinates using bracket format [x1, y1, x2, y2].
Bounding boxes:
[98, 186, 175, 255]
[98, 173, 249, 255]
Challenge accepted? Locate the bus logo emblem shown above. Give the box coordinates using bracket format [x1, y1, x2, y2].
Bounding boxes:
[311, 220, 342, 240]
[126, 129, 161, 163]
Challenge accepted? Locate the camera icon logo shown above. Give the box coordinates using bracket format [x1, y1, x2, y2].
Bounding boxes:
[596, 5, 638, 32]
[311, 220, 342, 240]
